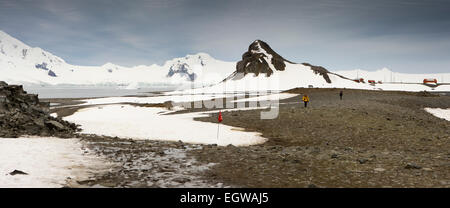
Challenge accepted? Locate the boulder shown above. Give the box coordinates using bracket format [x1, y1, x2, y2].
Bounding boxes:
[9, 169, 28, 175]
[45, 120, 66, 130]
[405, 163, 422, 169]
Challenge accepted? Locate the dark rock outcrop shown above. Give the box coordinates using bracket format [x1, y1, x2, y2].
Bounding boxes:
[0, 81, 78, 138]
[35, 62, 49, 71]
[301, 63, 332, 83]
[48, 70, 57, 77]
[236, 40, 292, 77]
[167, 62, 197, 81]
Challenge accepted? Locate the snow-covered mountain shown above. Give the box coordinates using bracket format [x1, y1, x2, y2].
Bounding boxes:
[0, 30, 235, 88]
[1, 30, 449, 92]
[0, 31, 66, 80]
[175, 40, 450, 94]
[183, 40, 366, 93]
[232, 39, 351, 84]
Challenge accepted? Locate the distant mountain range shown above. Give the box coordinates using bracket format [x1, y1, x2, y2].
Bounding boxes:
[1, 30, 449, 92]
[0, 30, 234, 87]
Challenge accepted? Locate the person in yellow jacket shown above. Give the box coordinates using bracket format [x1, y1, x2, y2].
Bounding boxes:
[302, 94, 309, 108]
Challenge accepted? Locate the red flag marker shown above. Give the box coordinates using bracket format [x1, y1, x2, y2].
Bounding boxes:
[217, 111, 222, 142]
[218, 111, 223, 123]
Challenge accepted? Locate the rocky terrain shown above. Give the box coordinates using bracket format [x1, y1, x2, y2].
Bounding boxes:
[51, 88, 449, 188]
[0, 81, 221, 188]
[73, 135, 225, 188]
[6, 84, 449, 188]
[193, 89, 450, 187]
[0, 81, 77, 138]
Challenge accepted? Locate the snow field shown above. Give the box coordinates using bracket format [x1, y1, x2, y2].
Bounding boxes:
[64, 104, 268, 146]
[0, 137, 111, 188]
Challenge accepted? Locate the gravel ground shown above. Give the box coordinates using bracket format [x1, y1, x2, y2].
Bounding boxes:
[192, 88, 450, 187]
[71, 135, 225, 188]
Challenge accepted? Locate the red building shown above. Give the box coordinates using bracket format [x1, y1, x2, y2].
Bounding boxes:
[423, 78, 437, 84]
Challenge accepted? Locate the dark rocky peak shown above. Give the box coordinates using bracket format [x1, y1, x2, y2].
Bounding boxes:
[236, 40, 293, 77]
[221, 40, 350, 84]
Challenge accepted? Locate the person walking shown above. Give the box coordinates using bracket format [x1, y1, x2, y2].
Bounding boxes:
[339, 90, 343, 100]
[302, 94, 309, 108]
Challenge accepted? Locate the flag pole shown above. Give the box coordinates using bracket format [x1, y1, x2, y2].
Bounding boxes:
[217, 121, 220, 142]
[217, 111, 222, 144]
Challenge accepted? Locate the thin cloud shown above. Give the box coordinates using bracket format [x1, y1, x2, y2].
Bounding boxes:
[0, 0, 449, 73]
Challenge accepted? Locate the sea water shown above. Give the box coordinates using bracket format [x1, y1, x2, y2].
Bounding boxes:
[23, 85, 178, 98]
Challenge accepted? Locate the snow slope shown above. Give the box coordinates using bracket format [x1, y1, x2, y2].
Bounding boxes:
[172, 65, 450, 95]
[170, 62, 373, 94]
[0, 30, 235, 87]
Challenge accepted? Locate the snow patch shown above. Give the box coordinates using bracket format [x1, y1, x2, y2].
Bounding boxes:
[424, 108, 450, 121]
[0, 137, 110, 188]
[232, 93, 297, 103]
[77, 94, 236, 106]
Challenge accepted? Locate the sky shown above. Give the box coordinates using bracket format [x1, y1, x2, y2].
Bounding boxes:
[1, 0, 450, 73]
